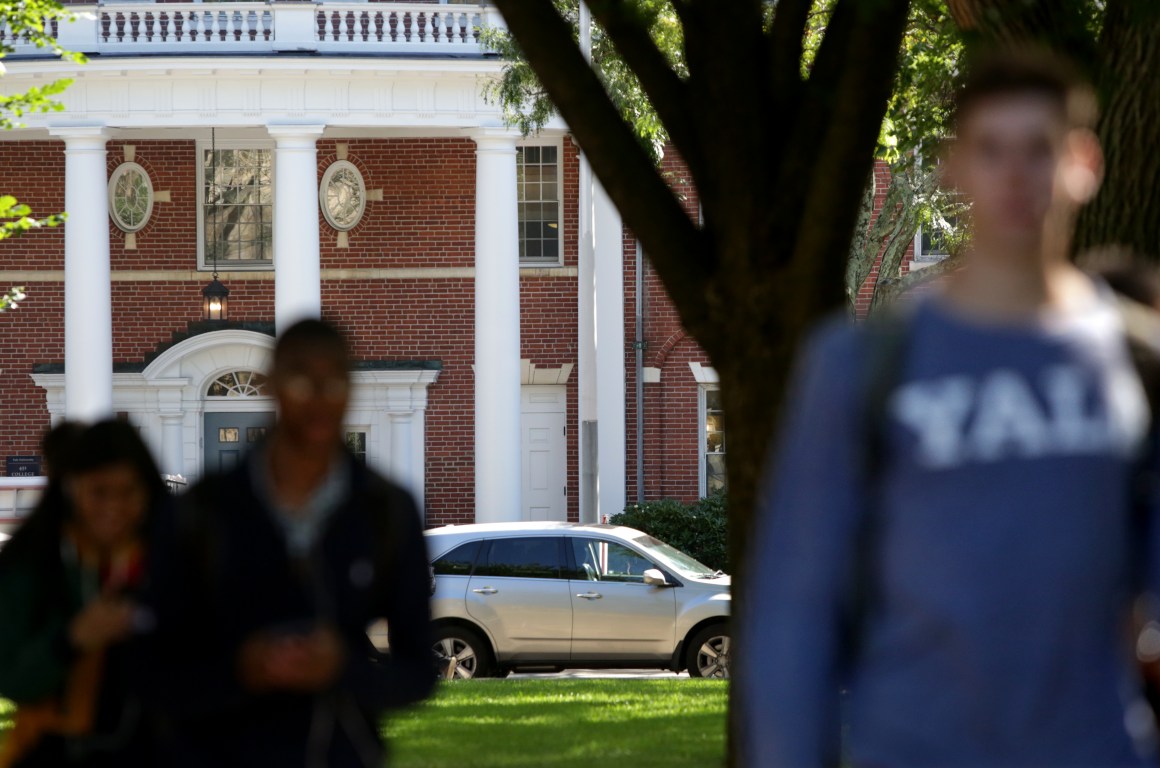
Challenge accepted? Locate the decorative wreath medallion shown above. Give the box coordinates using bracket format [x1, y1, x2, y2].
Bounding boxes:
[108, 162, 154, 233]
[319, 160, 367, 232]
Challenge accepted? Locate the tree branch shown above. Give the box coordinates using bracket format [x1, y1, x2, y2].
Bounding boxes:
[584, 0, 702, 178]
[777, 0, 911, 303]
[766, 0, 812, 99]
[490, 0, 710, 328]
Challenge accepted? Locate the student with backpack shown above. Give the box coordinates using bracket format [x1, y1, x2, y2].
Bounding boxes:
[145, 319, 435, 767]
[739, 52, 1160, 767]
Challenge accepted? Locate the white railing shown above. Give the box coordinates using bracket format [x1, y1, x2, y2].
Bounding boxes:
[0, 3, 502, 57]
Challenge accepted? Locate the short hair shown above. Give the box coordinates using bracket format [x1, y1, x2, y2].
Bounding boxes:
[273, 318, 351, 372]
[954, 50, 1098, 132]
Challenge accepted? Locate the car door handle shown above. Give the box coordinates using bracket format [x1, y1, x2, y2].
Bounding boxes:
[575, 592, 602, 600]
[472, 587, 498, 595]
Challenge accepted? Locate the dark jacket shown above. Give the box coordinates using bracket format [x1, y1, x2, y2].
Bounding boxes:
[145, 451, 435, 767]
[0, 504, 155, 767]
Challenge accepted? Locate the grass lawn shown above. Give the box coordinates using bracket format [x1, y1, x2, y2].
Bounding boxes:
[386, 679, 727, 768]
[2, 679, 727, 767]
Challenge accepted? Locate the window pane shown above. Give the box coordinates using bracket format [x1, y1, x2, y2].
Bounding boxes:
[704, 387, 727, 495]
[477, 537, 561, 579]
[516, 145, 561, 264]
[570, 538, 654, 583]
[433, 541, 482, 576]
[204, 148, 273, 266]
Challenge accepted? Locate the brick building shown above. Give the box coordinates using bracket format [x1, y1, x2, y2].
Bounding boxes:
[0, 2, 728, 529]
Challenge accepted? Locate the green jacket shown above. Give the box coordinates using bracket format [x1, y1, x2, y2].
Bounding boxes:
[0, 538, 86, 703]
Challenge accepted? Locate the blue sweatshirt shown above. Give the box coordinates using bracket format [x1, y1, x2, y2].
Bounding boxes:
[741, 294, 1159, 767]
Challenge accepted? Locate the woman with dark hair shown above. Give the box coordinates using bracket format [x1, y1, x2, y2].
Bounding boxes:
[0, 419, 165, 767]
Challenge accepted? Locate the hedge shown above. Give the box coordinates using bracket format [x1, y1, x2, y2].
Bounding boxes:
[610, 493, 728, 573]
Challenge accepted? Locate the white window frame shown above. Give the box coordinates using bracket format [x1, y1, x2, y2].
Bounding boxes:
[697, 382, 726, 499]
[516, 136, 564, 267]
[196, 139, 276, 272]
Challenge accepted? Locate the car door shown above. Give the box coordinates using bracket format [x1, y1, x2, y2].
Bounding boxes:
[567, 536, 677, 662]
[465, 536, 572, 663]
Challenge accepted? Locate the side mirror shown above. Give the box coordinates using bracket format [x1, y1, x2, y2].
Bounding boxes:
[643, 568, 670, 587]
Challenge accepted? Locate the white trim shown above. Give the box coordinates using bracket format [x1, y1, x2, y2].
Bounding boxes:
[642, 366, 661, 384]
[519, 359, 574, 386]
[515, 136, 565, 267]
[32, 331, 438, 503]
[108, 161, 154, 233]
[697, 383, 724, 499]
[195, 138, 276, 272]
[688, 361, 719, 384]
[319, 159, 367, 232]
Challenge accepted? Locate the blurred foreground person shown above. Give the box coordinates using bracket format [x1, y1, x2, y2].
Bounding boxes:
[147, 319, 434, 767]
[0, 420, 164, 767]
[741, 52, 1160, 767]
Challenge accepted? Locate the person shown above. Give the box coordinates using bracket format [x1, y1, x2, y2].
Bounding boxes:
[146, 318, 435, 767]
[0, 419, 165, 767]
[740, 51, 1160, 766]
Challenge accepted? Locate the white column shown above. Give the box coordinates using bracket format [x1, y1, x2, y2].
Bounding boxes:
[160, 413, 184, 477]
[389, 411, 414, 492]
[51, 126, 113, 422]
[268, 124, 325, 330]
[594, 180, 626, 520]
[472, 130, 522, 523]
[577, 1, 599, 525]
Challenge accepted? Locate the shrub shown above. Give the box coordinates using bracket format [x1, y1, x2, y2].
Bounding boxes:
[610, 493, 728, 573]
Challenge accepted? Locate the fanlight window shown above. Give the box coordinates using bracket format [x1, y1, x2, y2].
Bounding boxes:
[207, 370, 269, 398]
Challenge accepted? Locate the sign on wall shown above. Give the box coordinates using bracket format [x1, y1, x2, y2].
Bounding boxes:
[5, 456, 41, 477]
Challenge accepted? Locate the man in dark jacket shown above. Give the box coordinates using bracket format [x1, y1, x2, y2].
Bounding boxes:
[146, 319, 435, 767]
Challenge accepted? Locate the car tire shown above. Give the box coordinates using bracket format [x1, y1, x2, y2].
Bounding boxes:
[433, 625, 497, 680]
[685, 623, 730, 679]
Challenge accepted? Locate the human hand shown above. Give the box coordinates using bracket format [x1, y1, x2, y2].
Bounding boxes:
[239, 626, 346, 693]
[68, 595, 136, 651]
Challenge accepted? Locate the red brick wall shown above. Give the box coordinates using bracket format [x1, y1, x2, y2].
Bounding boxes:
[0, 135, 585, 525]
[623, 149, 712, 506]
[852, 159, 917, 318]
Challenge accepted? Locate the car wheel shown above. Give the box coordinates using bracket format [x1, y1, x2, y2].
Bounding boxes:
[685, 623, 730, 679]
[433, 625, 497, 680]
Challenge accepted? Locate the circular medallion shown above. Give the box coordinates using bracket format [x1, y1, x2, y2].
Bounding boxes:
[108, 162, 154, 233]
[319, 160, 367, 232]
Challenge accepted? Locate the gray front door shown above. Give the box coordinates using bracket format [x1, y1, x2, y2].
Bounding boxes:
[203, 411, 274, 474]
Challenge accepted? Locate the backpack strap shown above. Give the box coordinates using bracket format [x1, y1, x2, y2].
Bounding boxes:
[842, 308, 914, 665]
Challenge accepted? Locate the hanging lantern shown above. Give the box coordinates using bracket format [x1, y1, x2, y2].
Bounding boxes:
[202, 276, 230, 321]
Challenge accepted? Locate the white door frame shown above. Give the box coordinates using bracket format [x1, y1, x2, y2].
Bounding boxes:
[31, 330, 439, 509]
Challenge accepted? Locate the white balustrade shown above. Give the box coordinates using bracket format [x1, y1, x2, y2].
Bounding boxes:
[99, 4, 274, 52]
[1, 3, 501, 57]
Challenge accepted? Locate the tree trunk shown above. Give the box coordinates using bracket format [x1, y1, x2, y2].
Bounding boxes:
[1074, 1, 1160, 259]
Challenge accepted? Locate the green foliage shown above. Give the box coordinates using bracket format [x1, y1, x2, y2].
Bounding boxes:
[1, 0, 80, 250]
[0, 285, 26, 312]
[611, 494, 728, 572]
[480, 0, 683, 163]
[0, 194, 65, 242]
[386, 679, 726, 767]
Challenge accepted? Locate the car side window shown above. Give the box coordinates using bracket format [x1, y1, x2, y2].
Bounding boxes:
[432, 540, 482, 576]
[570, 538, 655, 584]
[475, 537, 564, 579]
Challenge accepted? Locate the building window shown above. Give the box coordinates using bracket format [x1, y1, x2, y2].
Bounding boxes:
[200, 145, 273, 269]
[516, 144, 561, 264]
[206, 370, 269, 398]
[702, 386, 727, 497]
[345, 430, 367, 464]
[108, 162, 154, 233]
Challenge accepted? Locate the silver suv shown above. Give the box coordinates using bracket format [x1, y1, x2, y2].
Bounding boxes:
[424, 522, 730, 679]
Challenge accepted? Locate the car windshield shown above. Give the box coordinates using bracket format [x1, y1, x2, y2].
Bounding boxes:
[629, 532, 720, 579]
